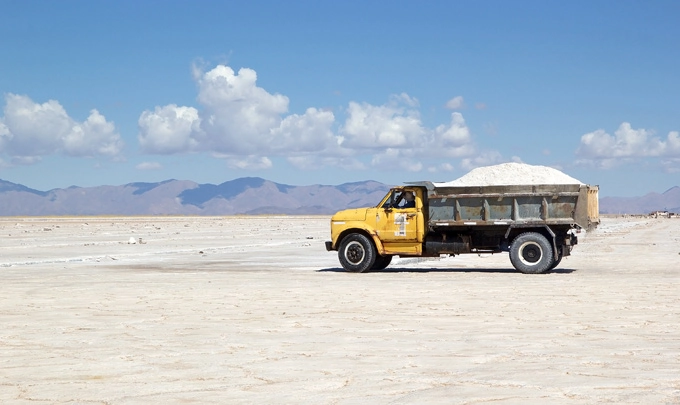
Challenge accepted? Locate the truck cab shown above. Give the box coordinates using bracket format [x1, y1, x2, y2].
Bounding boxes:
[325, 187, 427, 272]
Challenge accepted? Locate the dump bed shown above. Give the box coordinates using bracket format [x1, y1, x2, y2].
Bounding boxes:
[411, 182, 600, 231]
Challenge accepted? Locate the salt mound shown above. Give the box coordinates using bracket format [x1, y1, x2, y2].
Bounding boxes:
[436, 163, 584, 187]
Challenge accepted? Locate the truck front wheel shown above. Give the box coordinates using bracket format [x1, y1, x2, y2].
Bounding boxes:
[371, 255, 393, 270]
[338, 233, 376, 273]
[509, 232, 554, 274]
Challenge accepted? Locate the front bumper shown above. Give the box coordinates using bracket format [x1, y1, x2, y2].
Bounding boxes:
[325, 241, 334, 251]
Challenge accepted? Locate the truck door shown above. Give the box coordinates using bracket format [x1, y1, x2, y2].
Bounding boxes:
[376, 189, 422, 243]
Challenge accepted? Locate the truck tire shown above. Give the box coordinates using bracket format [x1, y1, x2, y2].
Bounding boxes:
[371, 255, 393, 270]
[509, 232, 554, 274]
[338, 233, 376, 273]
[550, 252, 563, 270]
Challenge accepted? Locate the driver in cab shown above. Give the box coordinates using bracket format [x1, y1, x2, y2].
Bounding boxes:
[397, 191, 416, 209]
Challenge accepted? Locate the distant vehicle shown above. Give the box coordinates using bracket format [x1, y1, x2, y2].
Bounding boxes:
[326, 182, 600, 274]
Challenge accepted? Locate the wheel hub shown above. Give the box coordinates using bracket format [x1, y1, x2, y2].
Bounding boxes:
[346, 241, 365, 264]
[521, 243, 541, 263]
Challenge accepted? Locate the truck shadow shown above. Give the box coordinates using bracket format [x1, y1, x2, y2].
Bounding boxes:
[317, 267, 576, 274]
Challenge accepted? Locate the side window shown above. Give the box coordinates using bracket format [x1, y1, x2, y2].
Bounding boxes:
[398, 190, 416, 209]
[382, 189, 417, 209]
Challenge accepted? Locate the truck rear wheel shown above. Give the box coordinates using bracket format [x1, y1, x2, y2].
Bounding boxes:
[338, 233, 376, 273]
[509, 232, 554, 274]
[550, 251, 563, 270]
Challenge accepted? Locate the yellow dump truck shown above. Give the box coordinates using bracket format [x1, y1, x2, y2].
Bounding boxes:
[325, 182, 599, 274]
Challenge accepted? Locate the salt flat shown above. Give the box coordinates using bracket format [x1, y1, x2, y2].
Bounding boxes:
[1, 216, 679, 404]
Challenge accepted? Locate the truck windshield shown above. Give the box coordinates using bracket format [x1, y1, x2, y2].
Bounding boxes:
[380, 190, 397, 208]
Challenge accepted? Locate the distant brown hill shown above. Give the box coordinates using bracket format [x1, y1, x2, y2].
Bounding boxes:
[0, 177, 390, 216]
[1, 178, 676, 215]
[599, 186, 680, 215]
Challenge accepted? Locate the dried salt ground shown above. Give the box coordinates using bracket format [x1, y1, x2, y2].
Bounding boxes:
[2, 216, 680, 404]
[435, 162, 584, 187]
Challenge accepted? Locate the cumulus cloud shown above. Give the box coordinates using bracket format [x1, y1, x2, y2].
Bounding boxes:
[577, 122, 680, 160]
[271, 108, 336, 153]
[62, 109, 122, 157]
[138, 105, 200, 154]
[432, 112, 475, 157]
[138, 64, 486, 175]
[139, 65, 336, 158]
[339, 100, 426, 149]
[194, 66, 289, 154]
[0, 94, 123, 163]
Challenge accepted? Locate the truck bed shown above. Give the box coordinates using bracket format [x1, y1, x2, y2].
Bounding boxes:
[410, 183, 600, 231]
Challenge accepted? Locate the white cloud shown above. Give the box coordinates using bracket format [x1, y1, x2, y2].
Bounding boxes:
[445, 96, 464, 110]
[432, 112, 475, 157]
[139, 65, 337, 160]
[138, 64, 487, 175]
[195, 66, 289, 154]
[576, 122, 676, 159]
[340, 100, 427, 149]
[0, 94, 123, 163]
[271, 108, 336, 153]
[136, 161, 163, 170]
[63, 109, 123, 157]
[138, 105, 200, 154]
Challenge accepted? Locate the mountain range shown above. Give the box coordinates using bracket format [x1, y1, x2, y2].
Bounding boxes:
[1, 177, 678, 215]
[0, 177, 391, 216]
[598, 186, 680, 215]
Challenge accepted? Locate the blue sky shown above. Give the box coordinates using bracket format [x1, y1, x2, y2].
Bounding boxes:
[1, 0, 678, 197]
